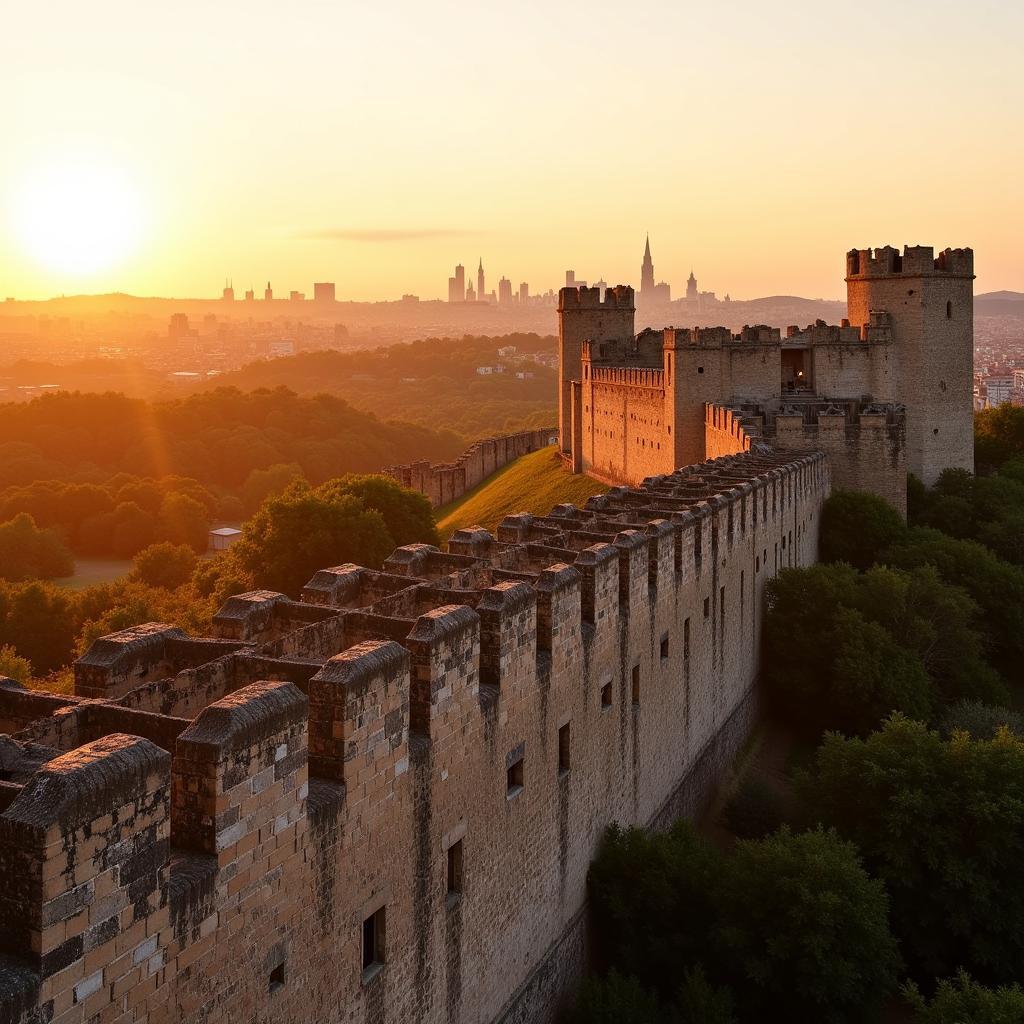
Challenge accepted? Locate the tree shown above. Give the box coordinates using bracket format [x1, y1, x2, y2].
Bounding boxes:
[156, 492, 210, 553]
[232, 483, 395, 596]
[715, 828, 899, 1023]
[975, 405, 1024, 469]
[320, 474, 440, 548]
[0, 581, 79, 674]
[802, 715, 1024, 983]
[0, 513, 73, 582]
[571, 972, 668, 1024]
[763, 565, 932, 736]
[906, 971, 1024, 1024]
[0, 644, 31, 683]
[942, 700, 1024, 740]
[587, 822, 718, 996]
[820, 491, 905, 570]
[241, 462, 305, 515]
[132, 542, 198, 590]
[882, 528, 1024, 676]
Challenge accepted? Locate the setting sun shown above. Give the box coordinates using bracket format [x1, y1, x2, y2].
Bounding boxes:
[11, 155, 144, 277]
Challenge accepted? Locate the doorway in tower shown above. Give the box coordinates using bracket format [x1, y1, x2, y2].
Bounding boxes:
[781, 349, 811, 393]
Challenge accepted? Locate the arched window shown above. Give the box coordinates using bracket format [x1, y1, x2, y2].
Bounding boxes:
[946, 300, 953, 320]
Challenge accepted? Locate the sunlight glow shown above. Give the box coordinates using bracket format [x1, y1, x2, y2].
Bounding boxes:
[12, 156, 145, 277]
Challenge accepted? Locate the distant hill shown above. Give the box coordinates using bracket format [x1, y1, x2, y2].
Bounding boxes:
[977, 291, 1024, 316]
[436, 446, 608, 540]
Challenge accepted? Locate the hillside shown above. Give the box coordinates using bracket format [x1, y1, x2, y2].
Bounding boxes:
[435, 446, 609, 539]
[188, 335, 558, 439]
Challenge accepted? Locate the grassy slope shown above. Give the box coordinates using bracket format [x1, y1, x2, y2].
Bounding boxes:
[436, 446, 609, 540]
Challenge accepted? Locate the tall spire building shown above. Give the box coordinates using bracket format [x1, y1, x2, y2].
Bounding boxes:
[640, 235, 655, 295]
[477, 259, 485, 303]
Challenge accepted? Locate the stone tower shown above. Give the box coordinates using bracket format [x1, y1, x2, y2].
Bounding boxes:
[641, 236, 655, 296]
[557, 285, 635, 454]
[846, 245, 974, 485]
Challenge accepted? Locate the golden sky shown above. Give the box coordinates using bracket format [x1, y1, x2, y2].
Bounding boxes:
[3, 0, 1021, 301]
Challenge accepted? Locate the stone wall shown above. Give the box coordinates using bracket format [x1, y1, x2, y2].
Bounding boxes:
[384, 428, 556, 508]
[0, 449, 829, 1024]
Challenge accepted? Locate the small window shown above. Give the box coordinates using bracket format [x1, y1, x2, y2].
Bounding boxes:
[660, 634, 669, 660]
[697, 366, 705, 375]
[447, 840, 463, 899]
[631, 664, 641, 705]
[558, 723, 571, 774]
[507, 754, 524, 798]
[755, 555, 760, 573]
[703, 597, 710, 618]
[269, 963, 286, 994]
[683, 617, 691, 659]
[946, 300, 952, 319]
[362, 907, 386, 977]
[601, 682, 612, 710]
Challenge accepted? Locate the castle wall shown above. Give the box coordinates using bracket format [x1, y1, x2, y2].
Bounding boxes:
[580, 368, 674, 485]
[704, 406, 753, 460]
[0, 450, 829, 1024]
[384, 428, 556, 509]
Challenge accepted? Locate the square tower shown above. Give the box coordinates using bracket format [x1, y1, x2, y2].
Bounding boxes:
[557, 286, 636, 453]
[846, 245, 974, 485]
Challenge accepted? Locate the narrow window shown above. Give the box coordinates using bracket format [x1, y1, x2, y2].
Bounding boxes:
[946, 300, 952, 319]
[447, 840, 463, 899]
[755, 555, 760, 573]
[703, 597, 710, 618]
[683, 617, 691, 659]
[601, 681, 612, 710]
[362, 907, 386, 977]
[631, 664, 641, 705]
[558, 723, 571, 774]
[269, 963, 286, 994]
[507, 754, 524, 797]
[660, 634, 669, 660]
[719, 586, 725, 625]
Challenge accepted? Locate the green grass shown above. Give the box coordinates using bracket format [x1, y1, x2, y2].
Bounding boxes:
[54, 558, 134, 590]
[436, 446, 609, 540]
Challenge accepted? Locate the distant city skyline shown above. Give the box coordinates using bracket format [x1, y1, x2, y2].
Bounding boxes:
[2, 0, 1022, 302]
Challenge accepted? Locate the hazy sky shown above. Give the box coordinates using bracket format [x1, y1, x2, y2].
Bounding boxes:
[3, 0, 1021, 301]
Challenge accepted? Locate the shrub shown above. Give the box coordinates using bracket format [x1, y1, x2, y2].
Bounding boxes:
[941, 700, 1024, 740]
[906, 970, 1024, 1024]
[571, 972, 667, 1024]
[132, 542, 198, 590]
[0, 644, 32, 683]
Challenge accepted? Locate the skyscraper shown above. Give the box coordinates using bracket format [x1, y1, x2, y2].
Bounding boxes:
[222, 280, 234, 301]
[264, 281, 273, 301]
[498, 277, 513, 304]
[519, 282, 529, 304]
[314, 282, 336, 303]
[640, 236, 655, 295]
[448, 263, 466, 302]
[477, 259, 485, 303]
[686, 270, 698, 301]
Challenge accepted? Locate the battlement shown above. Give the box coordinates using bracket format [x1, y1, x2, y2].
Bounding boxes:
[846, 244, 974, 278]
[0, 448, 829, 1024]
[384, 427, 555, 508]
[558, 284, 635, 310]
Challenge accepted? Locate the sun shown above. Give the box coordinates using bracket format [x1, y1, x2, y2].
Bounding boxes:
[12, 155, 145, 277]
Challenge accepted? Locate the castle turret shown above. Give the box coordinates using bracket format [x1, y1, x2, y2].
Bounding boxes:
[557, 285, 635, 458]
[845, 245, 974, 484]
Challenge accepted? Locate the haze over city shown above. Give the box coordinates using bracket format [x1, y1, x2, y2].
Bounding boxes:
[3, 0, 1023, 302]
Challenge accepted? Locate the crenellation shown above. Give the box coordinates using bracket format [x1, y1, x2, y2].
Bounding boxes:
[0, 448, 830, 1024]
